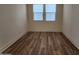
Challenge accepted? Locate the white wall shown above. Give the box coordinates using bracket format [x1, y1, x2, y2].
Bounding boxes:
[71, 5, 79, 48]
[62, 4, 72, 40]
[0, 4, 28, 53]
[63, 4, 79, 49]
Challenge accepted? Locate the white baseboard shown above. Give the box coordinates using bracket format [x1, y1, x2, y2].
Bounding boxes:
[0, 38, 19, 54]
[77, 47, 79, 49]
[28, 30, 61, 32]
[0, 32, 27, 54]
[62, 32, 79, 50]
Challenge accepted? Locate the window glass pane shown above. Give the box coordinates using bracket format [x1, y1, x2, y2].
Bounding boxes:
[46, 4, 56, 21]
[33, 4, 43, 21]
[46, 12, 56, 21]
[33, 4, 43, 12]
[34, 12, 43, 21]
[46, 4, 56, 12]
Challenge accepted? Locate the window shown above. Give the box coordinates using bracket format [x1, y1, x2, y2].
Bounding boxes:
[33, 4, 43, 21]
[33, 4, 56, 21]
[46, 4, 56, 21]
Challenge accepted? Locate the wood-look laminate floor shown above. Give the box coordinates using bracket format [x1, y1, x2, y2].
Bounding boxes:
[3, 32, 79, 55]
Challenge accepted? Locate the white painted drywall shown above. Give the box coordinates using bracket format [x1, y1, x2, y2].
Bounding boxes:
[71, 5, 79, 48]
[62, 4, 72, 40]
[63, 4, 79, 49]
[0, 4, 28, 53]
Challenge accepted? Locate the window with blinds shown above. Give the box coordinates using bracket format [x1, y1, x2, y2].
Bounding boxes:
[33, 4, 56, 21]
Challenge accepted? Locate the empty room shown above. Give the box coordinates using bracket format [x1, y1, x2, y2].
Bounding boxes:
[0, 4, 79, 55]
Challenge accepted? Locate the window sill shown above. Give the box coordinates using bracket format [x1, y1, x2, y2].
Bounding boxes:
[33, 20, 56, 22]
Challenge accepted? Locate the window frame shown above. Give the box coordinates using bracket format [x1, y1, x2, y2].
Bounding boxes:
[33, 4, 57, 22]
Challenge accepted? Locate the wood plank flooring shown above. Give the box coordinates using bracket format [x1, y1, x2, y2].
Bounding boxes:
[2, 32, 79, 55]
